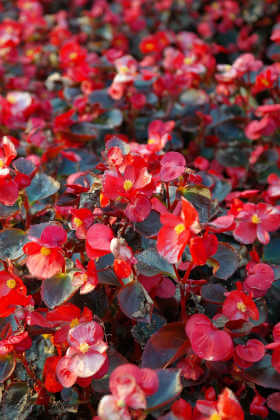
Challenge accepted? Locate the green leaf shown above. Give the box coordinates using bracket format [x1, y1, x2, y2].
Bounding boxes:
[132, 314, 166, 346]
[244, 355, 280, 390]
[142, 322, 187, 369]
[0, 354, 15, 383]
[201, 284, 226, 304]
[146, 369, 182, 410]
[118, 281, 153, 322]
[216, 147, 250, 168]
[26, 173, 60, 202]
[211, 242, 239, 280]
[93, 109, 123, 129]
[135, 210, 162, 238]
[182, 185, 211, 224]
[41, 271, 79, 309]
[263, 238, 280, 264]
[136, 247, 176, 279]
[2, 382, 33, 420]
[0, 229, 27, 260]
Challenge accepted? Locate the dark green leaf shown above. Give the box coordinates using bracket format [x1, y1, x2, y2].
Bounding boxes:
[0, 229, 27, 260]
[117, 281, 153, 322]
[2, 382, 33, 420]
[0, 355, 15, 383]
[136, 247, 176, 279]
[216, 147, 250, 168]
[244, 355, 280, 390]
[26, 173, 60, 202]
[146, 369, 182, 410]
[211, 242, 239, 280]
[132, 313, 166, 346]
[182, 185, 211, 224]
[263, 238, 280, 265]
[201, 284, 226, 304]
[142, 322, 187, 369]
[135, 210, 162, 238]
[41, 271, 79, 309]
[93, 109, 123, 129]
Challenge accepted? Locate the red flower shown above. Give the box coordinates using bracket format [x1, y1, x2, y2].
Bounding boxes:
[46, 303, 92, 345]
[160, 151, 186, 182]
[43, 356, 63, 393]
[189, 232, 218, 266]
[71, 208, 94, 240]
[233, 202, 280, 245]
[56, 321, 108, 388]
[244, 263, 275, 298]
[86, 223, 114, 259]
[186, 314, 233, 361]
[139, 274, 176, 299]
[147, 119, 175, 152]
[157, 198, 199, 264]
[73, 260, 99, 295]
[24, 224, 67, 279]
[0, 270, 32, 317]
[267, 173, 280, 199]
[59, 41, 87, 68]
[250, 392, 268, 418]
[235, 339, 265, 363]
[98, 364, 158, 420]
[222, 290, 259, 322]
[195, 388, 244, 420]
[103, 158, 152, 222]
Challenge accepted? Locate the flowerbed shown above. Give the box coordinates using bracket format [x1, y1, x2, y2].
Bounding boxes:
[1, 0, 280, 419]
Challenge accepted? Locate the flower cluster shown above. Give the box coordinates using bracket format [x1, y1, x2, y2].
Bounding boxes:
[1, 0, 280, 419]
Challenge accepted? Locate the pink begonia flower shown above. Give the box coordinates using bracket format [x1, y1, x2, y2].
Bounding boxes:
[233, 202, 280, 245]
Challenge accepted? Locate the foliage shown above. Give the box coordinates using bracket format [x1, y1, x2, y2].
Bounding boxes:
[1, 0, 280, 419]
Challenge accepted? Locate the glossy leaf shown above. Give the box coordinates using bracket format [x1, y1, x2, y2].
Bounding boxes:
[41, 271, 79, 309]
[146, 369, 182, 410]
[211, 242, 239, 280]
[0, 229, 27, 260]
[142, 322, 187, 369]
[136, 247, 176, 279]
[244, 355, 280, 390]
[117, 281, 153, 322]
[0, 354, 16, 383]
[26, 173, 60, 202]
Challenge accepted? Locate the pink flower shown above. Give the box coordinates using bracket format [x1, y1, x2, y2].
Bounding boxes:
[233, 202, 280, 245]
[56, 321, 108, 388]
[244, 263, 275, 298]
[98, 364, 158, 420]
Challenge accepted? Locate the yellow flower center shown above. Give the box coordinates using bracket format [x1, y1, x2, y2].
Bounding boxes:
[73, 217, 83, 227]
[116, 399, 126, 408]
[26, 49, 34, 57]
[119, 66, 129, 73]
[237, 301, 247, 312]
[184, 56, 194, 65]
[6, 278, 16, 289]
[145, 43, 155, 51]
[79, 342, 89, 353]
[123, 179, 133, 192]
[70, 318, 79, 328]
[261, 78, 270, 87]
[7, 95, 16, 104]
[210, 414, 222, 420]
[174, 223, 185, 235]
[40, 247, 51, 256]
[251, 214, 260, 224]
[69, 52, 78, 60]
[0, 159, 4, 168]
[148, 138, 156, 144]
